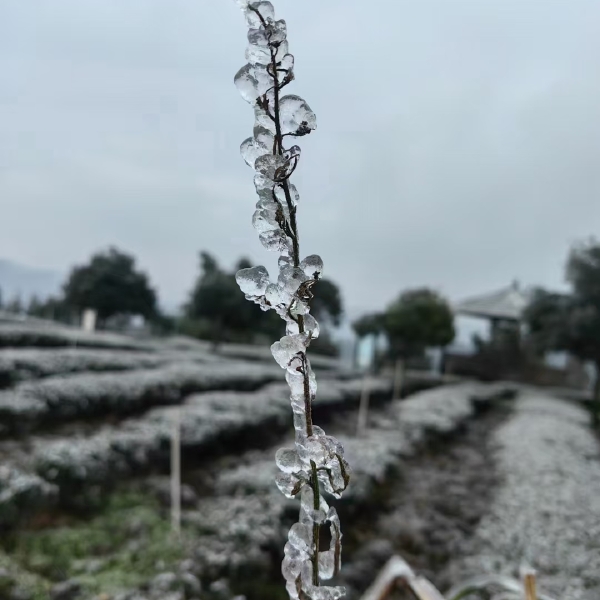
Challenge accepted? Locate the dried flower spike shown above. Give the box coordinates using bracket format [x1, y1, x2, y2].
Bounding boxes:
[232, 2, 350, 599]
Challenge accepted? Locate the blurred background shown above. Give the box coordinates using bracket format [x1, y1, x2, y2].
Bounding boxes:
[1, 1, 599, 600]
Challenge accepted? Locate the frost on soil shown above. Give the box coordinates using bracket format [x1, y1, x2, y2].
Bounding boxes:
[447, 390, 600, 600]
[233, 2, 348, 598]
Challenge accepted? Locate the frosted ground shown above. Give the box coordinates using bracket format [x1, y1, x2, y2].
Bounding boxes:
[0, 315, 598, 600]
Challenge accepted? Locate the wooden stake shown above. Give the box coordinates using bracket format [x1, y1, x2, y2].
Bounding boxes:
[392, 358, 404, 400]
[523, 571, 537, 600]
[171, 408, 181, 538]
[357, 375, 370, 436]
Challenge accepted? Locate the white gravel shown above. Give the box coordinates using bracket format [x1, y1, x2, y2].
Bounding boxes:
[450, 389, 600, 600]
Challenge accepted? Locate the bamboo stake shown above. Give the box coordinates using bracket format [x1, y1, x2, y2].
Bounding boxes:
[523, 570, 537, 600]
[171, 408, 181, 538]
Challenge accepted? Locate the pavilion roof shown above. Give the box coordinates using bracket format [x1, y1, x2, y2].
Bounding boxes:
[454, 281, 532, 321]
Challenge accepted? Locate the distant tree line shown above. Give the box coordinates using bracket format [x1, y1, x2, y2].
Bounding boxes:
[524, 237, 600, 425]
[0, 246, 344, 355]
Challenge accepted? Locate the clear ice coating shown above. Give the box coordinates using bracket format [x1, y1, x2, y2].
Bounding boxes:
[236, 265, 270, 297]
[244, 1, 274, 27]
[300, 254, 324, 280]
[234, 63, 273, 105]
[233, 2, 348, 598]
[279, 95, 318, 135]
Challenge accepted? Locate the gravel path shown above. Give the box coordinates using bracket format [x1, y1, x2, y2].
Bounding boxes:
[447, 389, 600, 600]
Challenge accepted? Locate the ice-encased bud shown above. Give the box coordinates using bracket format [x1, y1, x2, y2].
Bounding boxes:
[235, 265, 270, 297]
[280, 95, 317, 135]
[276, 447, 302, 473]
[244, 1, 275, 28]
[240, 136, 269, 168]
[234, 63, 273, 104]
[278, 254, 294, 270]
[246, 43, 270, 65]
[283, 145, 301, 172]
[254, 172, 274, 197]
[253, 125, 275, 149]
[254, 103, 277, 133]
[286, 313, 319, 339]
[252, 207, 278, 234]
[282, 540, 306, 583]
[279, 53, 294, 73]
[289, 298, 310, 317]
[248, 19, 287, 46]
[278, 266, 309, 294]
[300, 254, 324, 280]
[271, 334, 308, 369]
[265, 283, 287, 308]
[246, 39, 289, 65]
[286, 361, 317, 396]
[259, 229, 291, 252]
[311, 586, 346, 600]
[275, 182, 299, 207]
[300, 488, 329, 525]
[288, 522, 312, 554]
[255, 154, 287, 181]
[276, 472, 305, 498]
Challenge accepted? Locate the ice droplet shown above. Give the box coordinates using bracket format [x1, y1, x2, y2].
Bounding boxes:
[282, 539, 306, 581]
[234, 63, 273, 104]
[240, 136, 269, 168]
[235, 266, 270, 297]
[300, 254, 324, 280]
[244, 1, 275, 28]
[278, 266, 309, 294]
[249, 19, 287, 46]
[246, 39, 289, 65]
[246, 43, 270, 65]
[253, 125, 275, 149]
[289, 298, 310, 317]
[288, 522, 312, 554]
[254, 103, 277, 133]
[280, 95, 317, 135]
[293, 410, 307, 431]
[269, 19, 288, 44]
[278, 254, 294, 270]
[255, 154, 287, 181]
[271, 334, 308, 369]
[311, 586, 346, 600]
[287, 313, 320, 339]
[318, 550, 336, 580]
[252, 207, 278, 234]
[300, 489, 329, 524]
[259, 229, 290, 253]
[275, 182, 299, 207]
[254, 173, 274, 197]
[276, 448, 302, 473]
[276, 472, 305, 498]
[265, 283, 287, 308]
[279, 53, 295, 74]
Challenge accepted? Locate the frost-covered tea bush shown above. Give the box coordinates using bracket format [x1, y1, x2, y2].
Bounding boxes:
[0, 361, 281, 434]
[232, 2, 350, 598]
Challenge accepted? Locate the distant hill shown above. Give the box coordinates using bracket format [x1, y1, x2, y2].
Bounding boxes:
[0, 259, 63, 303]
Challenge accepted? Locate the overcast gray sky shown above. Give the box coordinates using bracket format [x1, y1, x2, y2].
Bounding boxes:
[2, 0, 600, 320]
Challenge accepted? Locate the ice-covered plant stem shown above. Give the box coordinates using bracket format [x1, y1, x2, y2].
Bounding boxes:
[232, 2, 350, 599]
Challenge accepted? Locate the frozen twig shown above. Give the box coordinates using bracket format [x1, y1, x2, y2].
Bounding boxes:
[232, 2, 350, 598]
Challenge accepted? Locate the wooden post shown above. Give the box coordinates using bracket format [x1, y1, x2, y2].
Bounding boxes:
[392, 359, 404, 400]
[521, 567, 537, 600]
[356, 374, 370, 436]
[171, 408, 181, 538]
